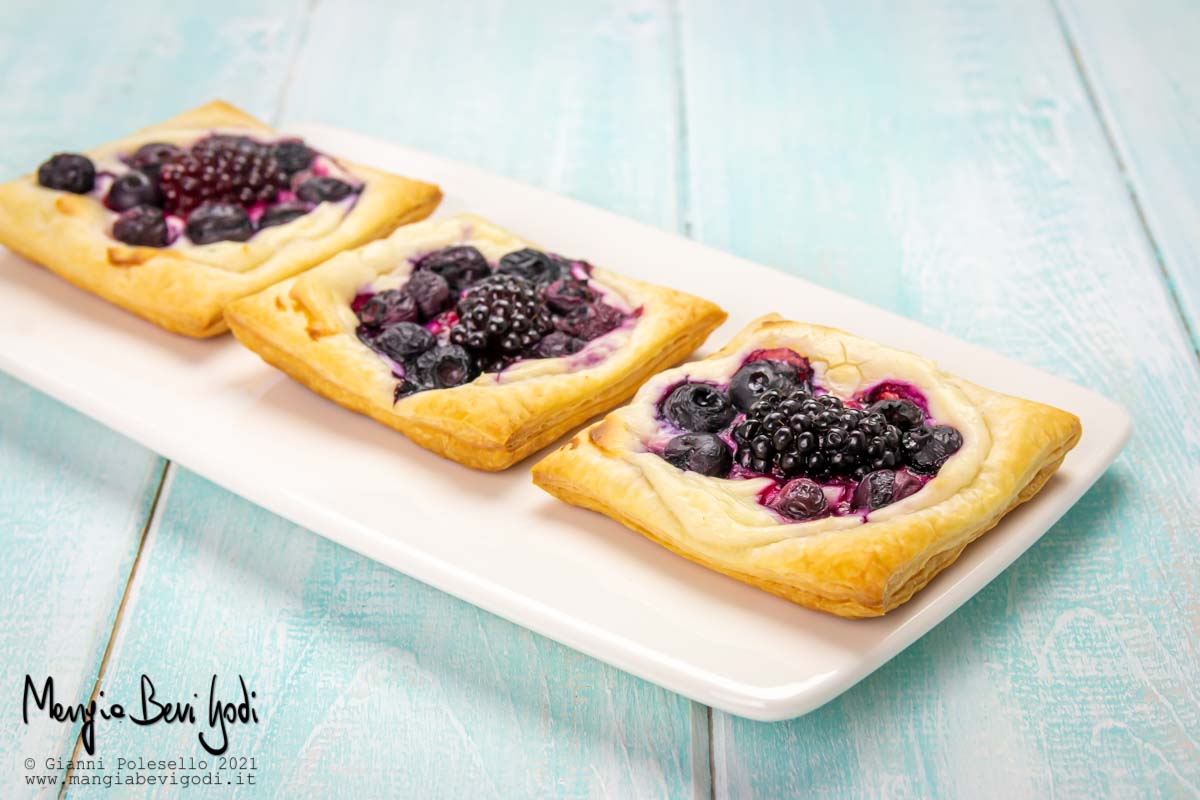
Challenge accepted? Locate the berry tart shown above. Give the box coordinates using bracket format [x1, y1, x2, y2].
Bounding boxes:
[224, 213, 726, 470]
[0, 101, 441, 337]
[532, 315, 1082, 617]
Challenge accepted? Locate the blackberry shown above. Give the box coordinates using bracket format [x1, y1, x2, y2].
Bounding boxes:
[497, 248, 563, 285]
[732, 389, 904, 480]
[112, 206, 168, 247]
[661, 383, 735, 433]
[449, 274, 553, 362]
[106, 170, 161, 212]
[158, 135, 288, 216]
[663, 433, 732, 477]
[414, 246, 491, 291]
[37, 153, 95, 193]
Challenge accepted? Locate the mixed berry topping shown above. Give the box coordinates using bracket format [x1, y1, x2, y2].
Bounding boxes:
[653, 356, 964, 522]
[354, 245, 634, 399]
[37, 153, 96, 194]
[34, 134, 359, 249]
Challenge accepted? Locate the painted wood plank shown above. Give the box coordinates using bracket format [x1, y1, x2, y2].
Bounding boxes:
[71, 469, 701, 799]
[677, 0, 1200, 797]
[0, 373, 162, 793]
[1057, 0, 1200, 349]
[0, 1, 314, 793]
[80, 3, 703, 797]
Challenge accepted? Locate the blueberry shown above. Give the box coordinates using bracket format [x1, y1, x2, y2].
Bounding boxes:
[270, 140, 315, 174]
[405, 269, 451, 319]
[415, 246, 491, 291]
[373, 322, 434, 361]
[772, 478, 828, 520]
[257, 203, 309, 230]
[555, 301, 625, 340]
[534, 331, 585, 358]
[893, 470, 924, 501]
[37, 153, 95, 193]
[661, 382, 735, 433]
[497, 248, 563, 285]
[106, 170, 161, 211]
[543, 277, 594, 313]
[414, 345, 478, 389]
[902, 424, 963, 474]
[869, 398, 925, 431]
[663, 433, 732, 477]
[853, 470, 896, 511]
[129, 142, 182, 179]
[112, 206, 168, 247]
[185, 202, 253, 244]
[729, 359, 805, 411]
[297, 176, 354, 203]
[357, 289, 418, 328]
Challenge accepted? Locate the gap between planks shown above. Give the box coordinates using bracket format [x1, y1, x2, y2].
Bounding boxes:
[1049, 0, 1200, 360]
[57, 461, 175, 799]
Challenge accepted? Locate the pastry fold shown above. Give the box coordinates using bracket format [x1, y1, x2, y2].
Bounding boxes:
[225, 213, 727, 470]
[0, 100, 441, 337]
[532, 315, 1081, 617]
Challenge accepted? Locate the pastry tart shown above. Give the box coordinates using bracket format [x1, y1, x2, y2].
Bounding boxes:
[0, 100, 441, 337]
[225, 213, 726, 470]
[532, 315, 1082, 617]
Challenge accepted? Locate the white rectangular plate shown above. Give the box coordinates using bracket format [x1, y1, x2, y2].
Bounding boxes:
[0, 124, 1131, 721]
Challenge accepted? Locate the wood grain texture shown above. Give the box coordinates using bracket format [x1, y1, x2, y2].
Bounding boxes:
[77, 2, 705, 797]
[73, 469, 700, 799]
[1057, 0, 1200, 351]
[0, 373, 162, 794]
[678, 0, 1200, 797]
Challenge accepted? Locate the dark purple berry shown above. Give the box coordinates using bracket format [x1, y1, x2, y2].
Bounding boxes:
[663, 433, 732, 477]
[772, 478, 828, 520]
[37, 153, 95, 193]
[112, 206, 168, 247]
[729, 359, 806, 411]
[414, 345, 478, 389]
[405, 269, 451, 319]
[105, 170, 161, 211]
[497, 248, 563, 285]
[373, 322, 434, 361]
[555, 301, 625, 340]
[869, 398, 925, 431]
[534, 331, 585, 358]
[661, 382, 735, 433]
[297, 176, 354, 203]
[128, 142, 182, 179]
[853, 470, 896, 511]
[357, 289, 418, 329]
[449, 274, 553, 362]
[270, 140, 315, 174]
[902, 424, 963, 474]
[544, 277, 595, 313]
[415, 246, 491, 291]
[185, 202, 253, 244]
[159, 136, 287, 215]
[257, 203, 309, 230]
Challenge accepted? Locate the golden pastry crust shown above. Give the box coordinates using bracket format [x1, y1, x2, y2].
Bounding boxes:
[532, 315, 1082, 617]
[225, 213, 727, 470]
[0, 100, 441, 337]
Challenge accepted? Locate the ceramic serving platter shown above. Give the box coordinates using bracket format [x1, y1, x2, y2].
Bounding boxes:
[0, 124, 1131, 721]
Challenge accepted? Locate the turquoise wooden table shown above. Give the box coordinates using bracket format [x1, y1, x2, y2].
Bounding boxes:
[2, 1, 1198, 797]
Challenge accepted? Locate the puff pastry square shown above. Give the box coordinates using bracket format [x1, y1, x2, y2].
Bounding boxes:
[0, 100, 441, 337]
[532, 315, 1082, 617]
[225, 213, 727, 470]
